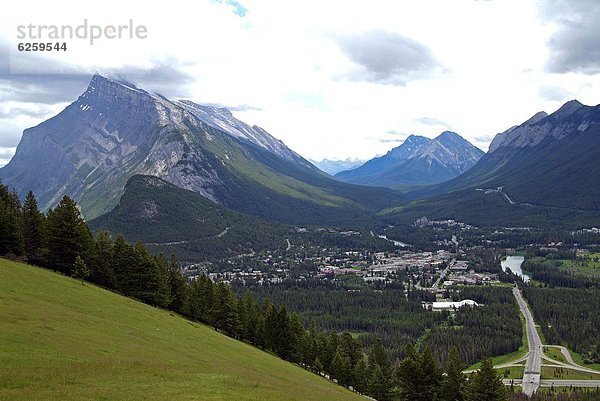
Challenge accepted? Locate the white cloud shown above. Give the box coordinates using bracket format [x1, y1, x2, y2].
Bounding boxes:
[1, 0, 600, 163]
[0, 147, 15, 167]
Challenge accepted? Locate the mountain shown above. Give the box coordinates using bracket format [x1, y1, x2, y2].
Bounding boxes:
[309, 158, 366, 175]
[89, 175, 287, 261]
[396, 100, 600, 226]
[0, 258, 364, 401]
[335, 132, 484, 189]
[0, 74, 403, 225]
[176, 99, 308, 165]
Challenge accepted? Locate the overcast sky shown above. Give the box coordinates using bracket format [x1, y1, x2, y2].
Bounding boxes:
[1, 0, 600, 166]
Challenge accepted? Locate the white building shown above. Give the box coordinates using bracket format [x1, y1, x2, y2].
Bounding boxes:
[426, 299, 479, 311]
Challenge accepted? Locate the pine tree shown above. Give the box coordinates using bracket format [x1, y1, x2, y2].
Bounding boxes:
[395, 348, 423, 401]
[339, 332, 362, 369]
[168, 254, 188, 315]
[287, 312, 305, 363]
[196, 275, 215, 323]
[131, 241, 160, 305]
[45, 196, 92, 275]
[368, 337, 391, 372]
[22, 191, 45, 263]
[369, 364, 394, 401]
[89, 231, 116, 289]
[187, 278, 203, 321]
[262, 300, 279, 350]
[153, 253, 171, 308]
[72, 255, 90, 284]
[300, 324, 318, 368]
[0, 182, 24, 256]
[440, 348, 466, 401]
[241, 292, 259, 343]
[323, 331, 340, 372]
[313, 356, 324, 375]
[352, 356, 369, 394]
[236, 296, 248, 340]
[212, 282, 239, 336]
[420, 347, 442, 400]
[274, 306, 292, 359]
[366, 338, 394, 400]
[112, 234, 134, 293]
[255, 299, 272, 349]
[330, 347, 350, 386]
[466, 359, 507, 401]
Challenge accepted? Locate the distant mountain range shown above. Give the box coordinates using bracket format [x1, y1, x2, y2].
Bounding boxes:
[1, 73, 598, 233]
[0, 74, 403, 226]
[335, 131, 484, 189]
[393, 99, 600, 227]
[309, 158, 366, 175]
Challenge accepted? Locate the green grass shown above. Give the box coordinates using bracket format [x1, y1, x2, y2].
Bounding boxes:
[562, 348, 600, 372]
[541, 366, 600, 381]
[543, 346, 600, 372]
[557, 254, 600, 277]
[544, 347, 567, 364]
[535, 325, 547, 344]
[0, 259, 365, 401]
[467, 313, 528, 371]
[498, 365, 525, 380]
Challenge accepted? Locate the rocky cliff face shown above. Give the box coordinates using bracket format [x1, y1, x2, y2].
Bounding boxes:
[0, 75, 234, 217]
[487, 101, 594, 153]
[176, 100, 310, 167]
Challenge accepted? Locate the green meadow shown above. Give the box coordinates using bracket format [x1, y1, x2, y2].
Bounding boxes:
[0, 259, 365, 401]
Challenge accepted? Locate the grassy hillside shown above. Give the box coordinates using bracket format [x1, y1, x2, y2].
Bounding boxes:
[0, 259, 365, 401]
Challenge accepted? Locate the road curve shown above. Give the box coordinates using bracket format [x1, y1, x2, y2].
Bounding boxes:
[542, 355, 600, 375]
[544, 345, 600, 374]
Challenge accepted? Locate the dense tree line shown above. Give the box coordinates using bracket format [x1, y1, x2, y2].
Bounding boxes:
[0, 184, 24, 256]
[465, 248, 504, 273]
[290, 229, 397, 253]
[234, 279, 447, 362]
[510, 389, 600, 401]
[427, 287, 523, 366]
[365, 347, 508, 401]
[234, 281, 523, 366]
[523, 287, 600, 363]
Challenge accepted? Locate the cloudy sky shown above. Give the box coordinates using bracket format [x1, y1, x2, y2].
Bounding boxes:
[1, 0, 600, 166]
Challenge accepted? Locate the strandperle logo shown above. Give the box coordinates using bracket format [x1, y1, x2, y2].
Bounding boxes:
[16, 19, 148, 45]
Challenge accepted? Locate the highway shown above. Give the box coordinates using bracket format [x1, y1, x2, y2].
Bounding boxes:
[504, 379, 600, 388]
[540, 380, 600, 388]
[512, 287, 542, 396]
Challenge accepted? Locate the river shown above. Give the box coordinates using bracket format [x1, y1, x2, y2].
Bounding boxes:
[377, 234, 409, 247]
[501, 255, 530, 282]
